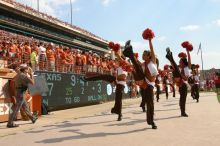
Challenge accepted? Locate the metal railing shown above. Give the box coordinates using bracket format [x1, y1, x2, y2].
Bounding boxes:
[0, 57, 114, 76]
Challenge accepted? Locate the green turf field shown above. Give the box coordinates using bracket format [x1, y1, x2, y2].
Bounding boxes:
[217, 93, 220, 103]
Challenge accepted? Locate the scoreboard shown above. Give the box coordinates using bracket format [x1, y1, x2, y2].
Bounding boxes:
[35, 71, 130, 111]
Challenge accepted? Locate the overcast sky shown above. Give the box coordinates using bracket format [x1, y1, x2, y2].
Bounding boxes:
[16, 0, 220, 70]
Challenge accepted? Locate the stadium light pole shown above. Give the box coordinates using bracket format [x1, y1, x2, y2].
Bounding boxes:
[70, 0, 73, 25]
[37, 0, 39, 12]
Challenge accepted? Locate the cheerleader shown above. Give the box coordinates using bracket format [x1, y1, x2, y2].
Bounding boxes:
[123, 31, 158, 129]
[166, 41, 193, 117]
[191, 64, 200, 102]
[81, 54, 128, 121]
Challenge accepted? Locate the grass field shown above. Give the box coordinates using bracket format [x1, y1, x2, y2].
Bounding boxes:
[217, 93, 220, 103]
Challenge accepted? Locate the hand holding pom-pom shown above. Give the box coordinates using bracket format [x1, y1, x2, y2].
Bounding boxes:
[178, 52, 187, 58]
[158, 69, 163, 75]
[164, 64, 169, 70]
[113, 43, 121, 52]
[187, 43, 193, 52]
[181, 41, 190, 48]
[161, 70, 167, 77]
[181, 41, 193, 52]
[158, 69, 161, 73]
[142, 28, 155, 40]
[134, 53, 139, 59]
[108, 41, 114, 49]
[108, 42, 120, 52]
[195, 64, 200, 68]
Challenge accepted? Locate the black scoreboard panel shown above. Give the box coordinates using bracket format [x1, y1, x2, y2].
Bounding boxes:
[35, 71, 130, 111]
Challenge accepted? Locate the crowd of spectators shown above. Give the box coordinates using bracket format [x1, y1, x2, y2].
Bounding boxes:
[0, 30, 118, 75]
[1, 0, 107, 42]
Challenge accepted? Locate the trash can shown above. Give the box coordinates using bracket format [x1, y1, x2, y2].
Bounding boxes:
[28, 75, 49, 116]
[31, 94, 42, 116]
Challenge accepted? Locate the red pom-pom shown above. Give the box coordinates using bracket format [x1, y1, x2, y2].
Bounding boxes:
[164, 64, 169, 70]
[195, 64, 200, 68]
[134, 53, 139, 58]
[119, 60, 127, 66]
[181, 41, 193, 52]
[108, 42, 120, 52]
[113, 43, 121, 52]
[161, 70, 167, 77]
[181, 41, 190, 48]
[158, 69, 166, 77]
[124, 65, 133, 72]
[158, 69, 162, 75]
[120, 61, 133, 72]
[108, 41, 114, 49]
[178, 52, 187, 58]
[142, 28, 155, 40]
[187, 43, 193, 51]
